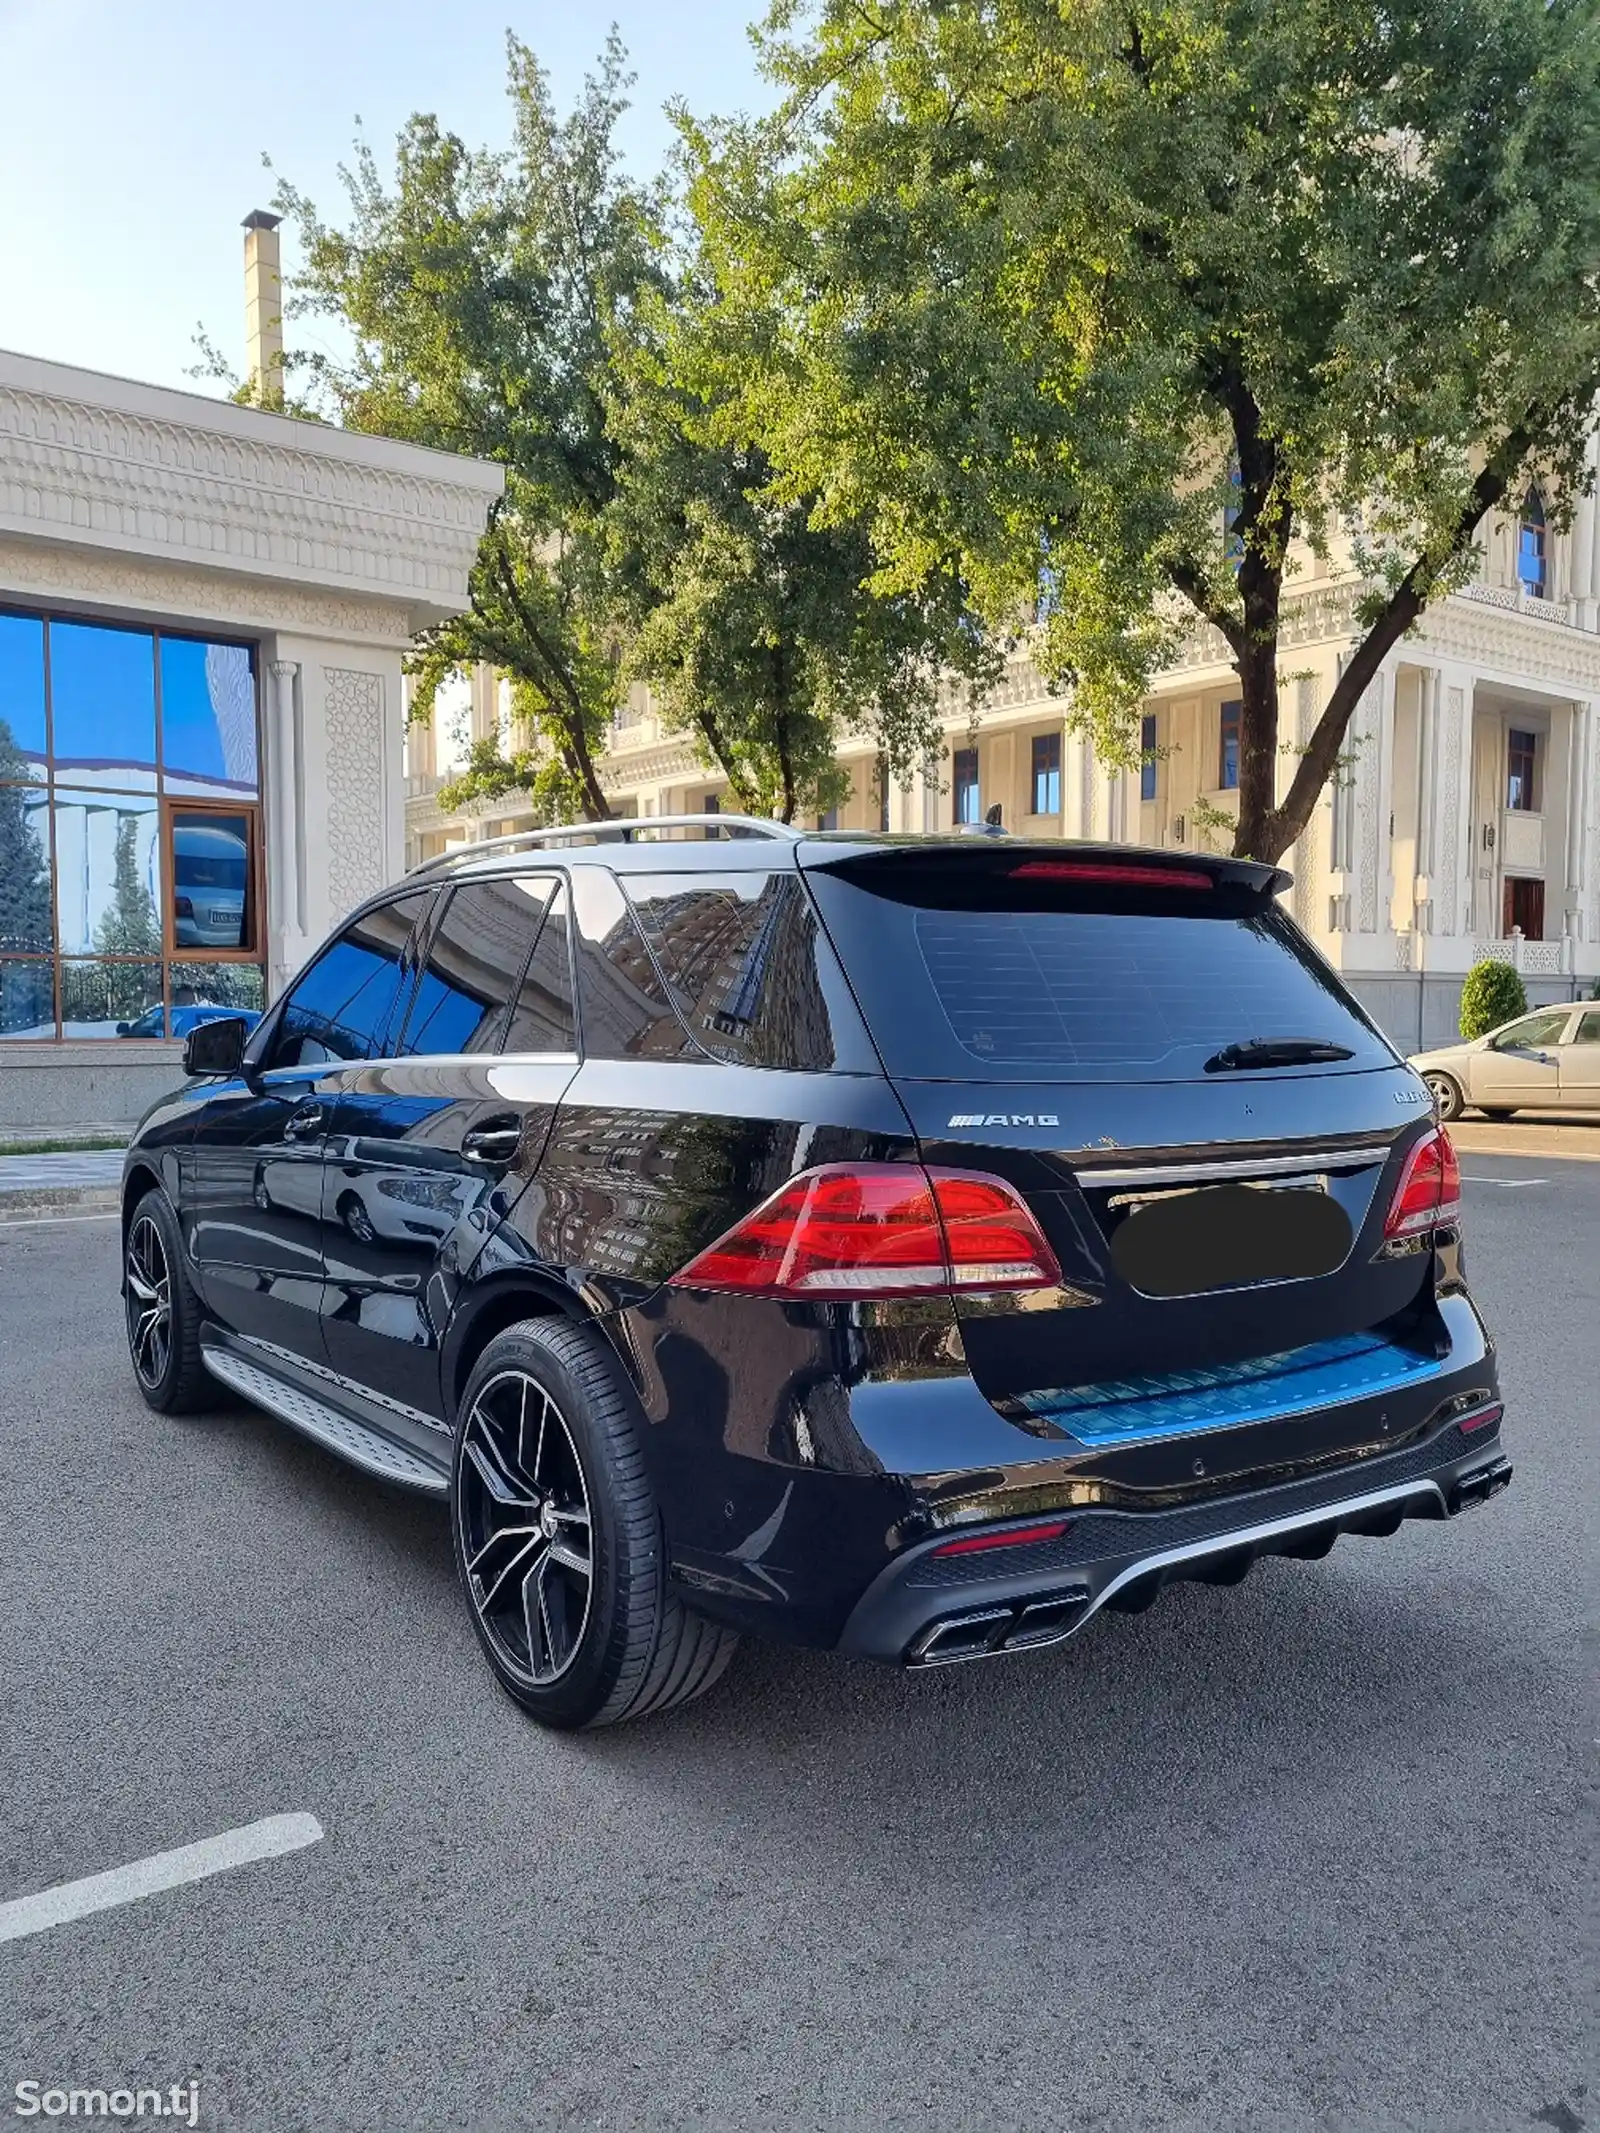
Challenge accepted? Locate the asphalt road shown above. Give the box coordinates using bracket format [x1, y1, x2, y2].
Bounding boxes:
[1, 1160, 1594, 2133]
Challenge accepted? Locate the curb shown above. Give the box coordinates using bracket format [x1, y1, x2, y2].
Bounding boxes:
[0, 1187, 122, 1224]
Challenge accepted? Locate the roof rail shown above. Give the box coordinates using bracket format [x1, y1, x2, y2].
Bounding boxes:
[405, 812, 800, 879]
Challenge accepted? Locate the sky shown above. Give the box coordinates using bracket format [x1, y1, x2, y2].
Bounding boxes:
[0, 0, 774, 395]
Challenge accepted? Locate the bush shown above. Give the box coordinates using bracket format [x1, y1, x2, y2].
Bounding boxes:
[1459, 959, 1527, 1039]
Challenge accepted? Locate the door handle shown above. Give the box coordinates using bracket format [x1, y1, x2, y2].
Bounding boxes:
[284, 1103, 325, 1139]
[462, 1119, 522, 1163]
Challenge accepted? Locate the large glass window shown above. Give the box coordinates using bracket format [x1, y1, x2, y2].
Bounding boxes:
[1031, 733, 1061, 817]
[1506, 729, 1538, 812]
[1140, 714, 1159, 802]
[953, 748, 981, 826]
[1518, 491, 1547, 599]
[0, 608, 262, 1039]
[1218, 701, 1242, 791]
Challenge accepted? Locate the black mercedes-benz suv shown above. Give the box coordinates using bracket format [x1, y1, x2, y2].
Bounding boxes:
[120, 818, 1510, 1728]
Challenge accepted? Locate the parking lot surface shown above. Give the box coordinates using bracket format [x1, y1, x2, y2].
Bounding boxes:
[1, 1156, 1594, 2133]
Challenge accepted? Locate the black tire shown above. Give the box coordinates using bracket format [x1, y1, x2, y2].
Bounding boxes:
[450, 1317, 739, 1730]
[1477, 1106, 1518, 1120]
[124, 1187, 215, 1414]
[1423, 1071, 1464, 1124]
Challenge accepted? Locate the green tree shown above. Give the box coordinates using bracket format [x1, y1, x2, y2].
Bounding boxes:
[0, 724, 53, 954]
[693, 0, 1600, 860]
[608, 268, 998, 820]
[1459, 959, 1527, 1039]
[92, 815, 160, 956]
[272, 33, 666, 821]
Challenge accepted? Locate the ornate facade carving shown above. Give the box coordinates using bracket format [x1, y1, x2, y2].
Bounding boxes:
[0, 535, 405, 641]
[0, 354, 501, 617]
[322, 670, 388, 919]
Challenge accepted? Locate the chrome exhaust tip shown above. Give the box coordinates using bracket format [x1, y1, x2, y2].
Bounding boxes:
[1449, 1458, 1513, 1513]
[906, 1586, 1092, 1667]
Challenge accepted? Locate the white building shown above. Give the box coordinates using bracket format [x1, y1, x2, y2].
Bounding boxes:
[0, 333, 501, 1130]
[409, 476, 1600, 1054]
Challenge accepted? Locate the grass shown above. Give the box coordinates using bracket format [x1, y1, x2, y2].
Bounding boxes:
[0, 1136, 127, 1156]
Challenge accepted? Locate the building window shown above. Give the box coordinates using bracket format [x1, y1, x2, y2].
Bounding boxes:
[1224, 459, 1244, 567]
[1518, 491, 1547, 599]
[953, 748, 981, 825]
[1506, 728, 1538, 812]
[1218, 701, 1242, 791]
[0, 608, 263, 1041]
[1140, 713, 1158, 802]
[1030, 733, 1061, 816]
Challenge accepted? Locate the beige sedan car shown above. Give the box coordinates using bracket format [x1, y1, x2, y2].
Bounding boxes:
[1410, 1001, 1600, 1121]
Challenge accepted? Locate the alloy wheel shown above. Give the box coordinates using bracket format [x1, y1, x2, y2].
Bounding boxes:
[456, 1370, 594, 1686]
[125, 1213, 173, 1389]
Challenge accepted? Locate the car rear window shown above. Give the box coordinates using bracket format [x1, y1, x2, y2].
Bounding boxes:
[806, 862, 1395, 1083]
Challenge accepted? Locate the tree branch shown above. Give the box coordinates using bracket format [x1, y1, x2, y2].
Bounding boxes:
[1267, 415, 1543, 860]
[487, 535, 613, 819]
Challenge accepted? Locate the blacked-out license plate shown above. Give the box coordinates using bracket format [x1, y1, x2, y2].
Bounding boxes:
[1109, 1182, 1353, 1298]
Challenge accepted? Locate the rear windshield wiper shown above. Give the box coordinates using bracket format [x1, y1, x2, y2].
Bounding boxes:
[1204, 1037, 1356, 1073]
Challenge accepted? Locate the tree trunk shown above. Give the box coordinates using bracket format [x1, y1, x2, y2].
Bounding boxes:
[1232, 634, 1280, 862]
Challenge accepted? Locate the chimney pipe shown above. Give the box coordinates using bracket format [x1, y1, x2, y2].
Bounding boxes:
[242, 209, 283, 409]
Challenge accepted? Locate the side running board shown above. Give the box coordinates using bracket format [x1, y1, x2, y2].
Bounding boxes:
[201, 1344, 448, 1495]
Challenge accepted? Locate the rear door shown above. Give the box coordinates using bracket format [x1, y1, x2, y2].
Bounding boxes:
[320, 872, 577, 1425]
[801, 844, 1437, 1414]
[1557, 1005, 1600, 1107]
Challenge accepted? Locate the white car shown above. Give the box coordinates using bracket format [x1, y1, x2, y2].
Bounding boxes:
[1409, 1001, 1600, 1120]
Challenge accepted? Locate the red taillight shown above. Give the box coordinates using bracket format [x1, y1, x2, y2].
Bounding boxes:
[930, 1519, 1072, 1558]
[174, 895, 194, 918]
[1383, 1126, 1462, 1240]
[1459, 1401, 1504, 1436]
[1009, 860, 1215, 891]
[668, 1162, 1062, 1299]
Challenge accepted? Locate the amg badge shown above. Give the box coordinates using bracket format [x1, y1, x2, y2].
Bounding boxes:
[947, 1113, 1060, 1129]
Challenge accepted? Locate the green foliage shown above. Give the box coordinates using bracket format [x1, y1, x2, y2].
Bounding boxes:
[92, 817, 160, 956]
[0, 723, 52, 955]
[608, 271, 999, 820]
[688, 0, 1600, 859]
[271, 33, 661, 820]
[1460, 960, 1528, 1040]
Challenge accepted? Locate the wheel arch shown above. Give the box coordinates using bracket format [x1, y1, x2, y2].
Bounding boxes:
[121, 1161, 163, 1244]
[443, 1271, 633, 1419]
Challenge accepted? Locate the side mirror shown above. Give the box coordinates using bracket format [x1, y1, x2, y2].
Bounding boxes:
[183, 1015, 249, 1078]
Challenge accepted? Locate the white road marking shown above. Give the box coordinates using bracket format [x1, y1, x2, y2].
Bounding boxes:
[0, 1814, 323, 1945]
[1461, 1175, 1550, 1188]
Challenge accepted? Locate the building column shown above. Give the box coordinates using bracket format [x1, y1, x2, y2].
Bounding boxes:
[267, 659, 303, 997]
[1565, 698, 1592, 941]
[1412, 665, 1440, 934]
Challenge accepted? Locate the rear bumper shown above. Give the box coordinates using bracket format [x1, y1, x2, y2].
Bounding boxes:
[837, 1410, 1510, 1666]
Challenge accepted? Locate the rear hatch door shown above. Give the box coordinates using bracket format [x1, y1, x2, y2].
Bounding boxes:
[800, 841, 1438, 1418]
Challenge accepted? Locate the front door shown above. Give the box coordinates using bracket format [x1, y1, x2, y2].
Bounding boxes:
[321, 874, 577, 1426]
[1502, 876, 1545, 940]
[187, 890, 431, 1361]
[1472, 1006, 1571, 1109]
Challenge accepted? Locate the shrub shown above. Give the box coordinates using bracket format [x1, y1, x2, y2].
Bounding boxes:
[1459, 959, 1527, 1039]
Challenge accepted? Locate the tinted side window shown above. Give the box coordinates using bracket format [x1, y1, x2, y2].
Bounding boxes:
[265, 891, 430, 1069]
[502, 882, 577, 1054]
[400, 876, 554, 1057]
[569, 867, 697, 1062]
[623, 871, 850, 1071]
